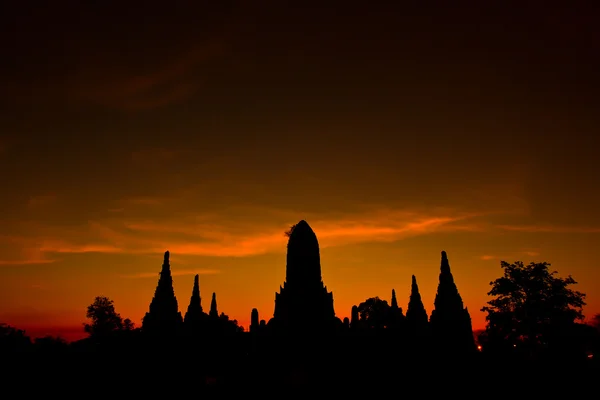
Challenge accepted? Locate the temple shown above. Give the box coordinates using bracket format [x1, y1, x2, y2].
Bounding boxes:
[142, 251, 183, 335]
[268, 220, 340, 334]
[429, 251, 476, 353]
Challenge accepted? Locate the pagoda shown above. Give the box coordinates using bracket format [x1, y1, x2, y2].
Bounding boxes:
[406, 275, 428, 328]
[183, 274, 206, 335]
[429, 251, 476, 353]
[142, 251, 183, 336]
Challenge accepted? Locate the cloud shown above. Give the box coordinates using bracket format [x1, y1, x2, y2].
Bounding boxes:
[120, 269, 220, 279]
[26, 194, 58, 208]
[118, 197, 165, 206]
[0, 206, 489, 264]
[0, 237, 57, 265]
[521, 250, 540, 257]
[2, 2, 245, 112]
[0, 258, 56, 266]
[497, 225, 600, 233]
[478, 249, 541, 262]
[80, 41, 227, 111]
[38, 241, 123, 254]
[130, 147, 178, 166]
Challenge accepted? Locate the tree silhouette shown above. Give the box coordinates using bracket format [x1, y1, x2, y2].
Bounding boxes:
[0, 323, 31, 352]
[34, 335, 68, 352]
[357, 297, 390, 329]
[589, 313, 600, 332]
[481, 261, 586, 355]
[84, 296, 124, 338]
[123, 318, 135, 331]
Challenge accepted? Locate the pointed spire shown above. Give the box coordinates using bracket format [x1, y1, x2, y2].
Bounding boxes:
[391, 289, 398, 309]
[430, 251, 475, 353]
[440, 250, 451, 274]
[406, 274, 428, 326]
[434, 251, 463, 311]
[191, 274, 200, 302]
[142, 250, 183, 334]
[209, 292, 218, 318]
[184, 274, 203, 326]
[161, 250, 171, 274]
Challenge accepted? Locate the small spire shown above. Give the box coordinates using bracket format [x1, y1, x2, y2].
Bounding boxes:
[391, 288, 398, 309]
[191, 274, 201, 312]
[250, 308, 259, 332]
[161, 251, 171, 274]
[406, 274, 428, 325]
[209, 292, 218, 317]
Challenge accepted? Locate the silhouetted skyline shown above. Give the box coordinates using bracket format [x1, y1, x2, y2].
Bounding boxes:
[1, 2, 599, 341]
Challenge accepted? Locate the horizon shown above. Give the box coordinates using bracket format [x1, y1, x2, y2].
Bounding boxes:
[1, 3, 599, 342]
[3, 232, 597, 343]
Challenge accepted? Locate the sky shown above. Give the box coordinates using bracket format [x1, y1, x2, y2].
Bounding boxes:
[1, 1, 599, 342]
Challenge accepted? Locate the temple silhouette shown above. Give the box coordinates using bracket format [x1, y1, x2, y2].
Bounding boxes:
[137, 219, 476, 363]
[3, 219, 596, 390]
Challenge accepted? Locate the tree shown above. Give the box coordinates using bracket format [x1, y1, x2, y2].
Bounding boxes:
[481, 261, 586, 354]
[589, 313, 600, 332]
[357, 297, 390, 329]
[84, 296, 124, 339]
[0, 323, 31, 352]
[123, 318, 135, 331]
[34, 336, 68, 352]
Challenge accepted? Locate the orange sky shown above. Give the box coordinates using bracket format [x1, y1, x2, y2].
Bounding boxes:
[1, 2, 599, 342]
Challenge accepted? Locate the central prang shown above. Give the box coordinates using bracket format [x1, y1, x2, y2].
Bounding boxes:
[269, 220, 340, 334]
[285, 220, 323, 288]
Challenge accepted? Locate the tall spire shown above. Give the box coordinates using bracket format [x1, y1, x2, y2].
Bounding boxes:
[209, 292, 218, 318]
[434, 250, 464, 312]
[142, 250, 183, 334]
[406, 275, 428, 325]
[430, 251, 475, 353]
[285, 220, 323, 287]
[391, 289, 398, 309]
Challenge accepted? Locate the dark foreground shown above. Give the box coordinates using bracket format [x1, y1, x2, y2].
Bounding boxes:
[4, 349, 598, 396]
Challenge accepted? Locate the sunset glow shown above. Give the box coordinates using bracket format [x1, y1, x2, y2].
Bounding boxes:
[1, 2, 598, 343]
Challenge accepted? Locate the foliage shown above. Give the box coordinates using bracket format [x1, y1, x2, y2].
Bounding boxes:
[34, 335, 68, 351]
[481, 261, 586, 352]
[357, 297, 390, 329]
[284, 224, 297, 237]
[219, 312, 244, 333]
[590, 313, 600, 332]
[84, 296, 124, 338]
[0, 323, 31, 351]
[123, 318, 135, 331]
